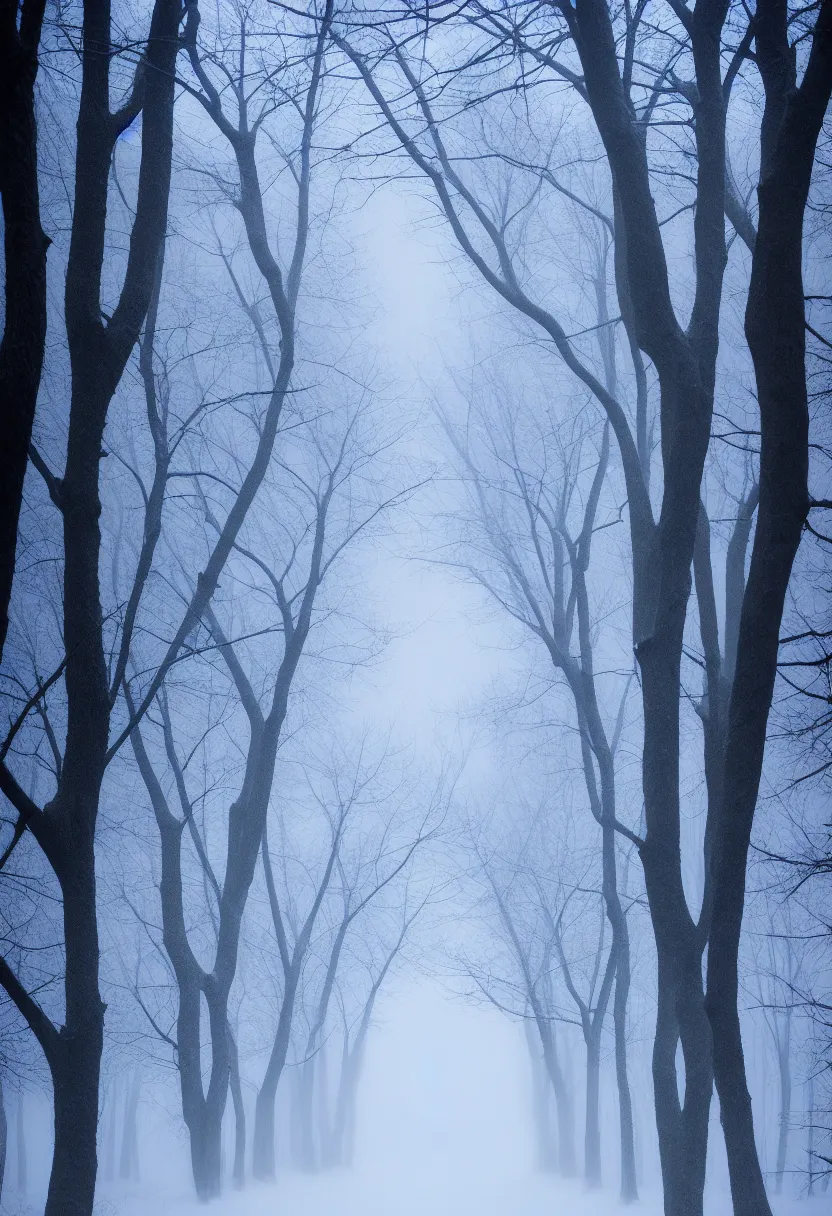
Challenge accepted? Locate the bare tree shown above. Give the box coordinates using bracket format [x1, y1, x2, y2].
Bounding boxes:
[706, 6, 832, 1209]
[550, 890, 616, 1188]
[255, 742, 441, 1179]
[333, 5, 832, 1210]
[0, 0, 180, 1208]
[456, 804, 584, 1177]
[324, 898, 426, 1168]
[438, 368, 638, 1199]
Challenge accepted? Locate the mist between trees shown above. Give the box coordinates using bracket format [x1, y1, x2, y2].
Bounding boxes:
[0, 0, 831, 1213]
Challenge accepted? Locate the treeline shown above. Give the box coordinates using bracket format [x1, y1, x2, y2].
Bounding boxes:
[0, 0, 831, 1214]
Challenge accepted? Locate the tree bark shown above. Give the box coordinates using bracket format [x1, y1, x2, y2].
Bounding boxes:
[0, 0, 180, 1209]
[228, 1023, 246, 1190]
[584, 1037, 602, 1188]
[0, 0, 48, 663]
[705, 6, 832, 1215]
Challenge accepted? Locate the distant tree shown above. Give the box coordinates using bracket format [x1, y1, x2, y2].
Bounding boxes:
[334, 4, 832, 1211]
[438, 362, 638, 1198]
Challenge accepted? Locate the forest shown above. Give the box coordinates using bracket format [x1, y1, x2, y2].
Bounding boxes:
[0, 0, 830, 1214]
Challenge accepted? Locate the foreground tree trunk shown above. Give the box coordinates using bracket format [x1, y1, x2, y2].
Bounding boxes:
[536, 1, 734, 1206]
[0, 0, 48, 662]
[0, 0, 179, 1208]
[705, 5, 832, 1215]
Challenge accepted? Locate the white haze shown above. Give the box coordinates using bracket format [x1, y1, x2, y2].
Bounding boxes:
[3, 187, 824, 1216]
[2, 7, 831, 1213]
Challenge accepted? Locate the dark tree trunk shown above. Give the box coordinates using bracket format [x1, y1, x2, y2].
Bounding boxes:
[705, 6, 832, 1216]
[566, 0, 731, 1198]
[613, 935, 638, 1202]
[46, 997, 104, 1216]
[638, 643, 714, 1216]
[180, 988, 227, 1199]
[586, 742, 638, 1201]
[0, 0, 180, 1210]
[584, 1036, 602, 1188]
[228, 1024, 246, 1190]
[0, 0, 48, 663]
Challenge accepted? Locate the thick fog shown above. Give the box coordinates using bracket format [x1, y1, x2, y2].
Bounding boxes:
[0, 2, 831, 1216]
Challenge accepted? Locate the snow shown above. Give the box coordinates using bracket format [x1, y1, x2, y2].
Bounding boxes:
[10, 984, 829, 1215]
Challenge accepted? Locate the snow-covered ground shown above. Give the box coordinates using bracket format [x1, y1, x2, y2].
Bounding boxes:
[11, 983, 829, 1215]
[107, 1164, 829, 1216]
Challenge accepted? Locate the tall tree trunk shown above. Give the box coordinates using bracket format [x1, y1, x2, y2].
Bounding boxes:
[613, 939, 638, 1202]
[705, 7, 832, 1216]
[568, 1, 731, 1208]
[594, 751, 638, 1202]
[639, 644, 713, 1216]
[46, 985, 104, 1216]
[0, 0, 180, 1209]
[0, 0, 48, 662]
[584, 1035, 602, 1188]
[182, 992, 227, 1200]
[228, 1024, 246, 1190]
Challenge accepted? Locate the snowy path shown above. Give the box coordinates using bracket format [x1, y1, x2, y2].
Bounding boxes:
[20, 985, 828, 1216]
[110, 1169, 828, 1216]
